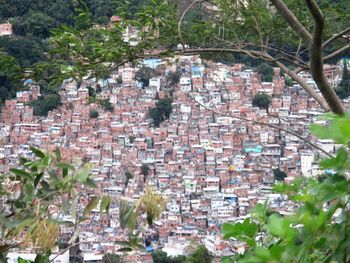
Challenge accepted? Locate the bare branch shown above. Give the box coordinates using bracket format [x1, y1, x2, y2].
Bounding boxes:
[305, 0, 345, 115]
[292, 66, 304, 74]
[324, 44, 350, 62]
[270, 0, 312, 45]
[323, 26, 350, 49]
[274, 61, 330, 111]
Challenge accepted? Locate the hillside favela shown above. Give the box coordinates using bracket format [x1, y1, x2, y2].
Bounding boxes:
[1, 1, 350, 263]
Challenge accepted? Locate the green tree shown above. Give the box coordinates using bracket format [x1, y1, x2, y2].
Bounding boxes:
[0, 53, 22, 104]
[273, 168, 287, 181]
[136, 66, 156, 88]
[167, 69, 182, 86]
[89, 109, 99, 118]
[103, 253, 122, 263]
[185, 245, 212, 263]
[149, 97, 173, 127]
[284, 76, 293, 87]
[152, 251, 186, 263]
[152, 251, 170, 263]
[0, 37, 45, 67]
[96, 84, 102, 93]
[129, 135, 136, 144]
[252, 93, 271, 113]
[20, 11, 56, 39]
[31, 94, 61, 116]
[125, 171, 134, 188]
[87, 86, 96, 97]
[335, 61, 350, 99]
[99, 99, 114, 112]
[257, 63, 274, 82]
[141, 163, 150, 183]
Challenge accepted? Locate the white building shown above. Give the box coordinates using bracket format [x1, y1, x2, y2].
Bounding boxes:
[300, 151, 315, 177]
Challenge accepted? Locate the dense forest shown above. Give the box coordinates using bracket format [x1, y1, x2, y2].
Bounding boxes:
[0, 0, 148, 113]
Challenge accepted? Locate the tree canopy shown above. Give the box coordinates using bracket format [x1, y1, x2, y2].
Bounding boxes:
[273, 168, 287, 181]
[252, 93, 271, 113]
[149, 97, 173, 127]
[335, 61, 350, 99]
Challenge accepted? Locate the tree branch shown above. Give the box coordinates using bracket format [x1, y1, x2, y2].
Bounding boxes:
[270, 0, 312, 45]
[323, 44, 350, 62]
[275, 60, 330, 111]
[305, 0, 345, 115]
[323, 27, 350, 49]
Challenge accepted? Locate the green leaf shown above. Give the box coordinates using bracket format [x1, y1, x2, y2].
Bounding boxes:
[320, 148, 350, 171]
[34, 253, 50, 263]
[10, 168, 33, 180]
[24, 183, 34, 202]
[255, 246, 271, 261]
[83, 196, 100, 217]
[42, 155, 51, 167]
[30, 146, 45, 159]
[55, 147, 62, 161]
[268, 214, 295, 240]
[117, 247, 133, 252]
[221, 219, 258, 246]
[77, 167, 89, 183]
[84, 177, 97, 188]
[18, 258, 33, 263]
[99, 195, 111, 218]
[251, 203, 267, 223]
[221, 256, 234, 263]
[15, 218, 37, 234]
[34, 172, 44, 188]
[269, 244, 285, 261]
[56, 163, 75, 170]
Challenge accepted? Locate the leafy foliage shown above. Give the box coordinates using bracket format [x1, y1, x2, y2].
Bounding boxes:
[99, 99, 114, 112]
[166, 69, 182, 87]
[103, 253, 122, 263]
[136, 66, 156, 88]
[149, 97, 173, 127]
[257, 63, 274, 82]
[185, 245, 212, 263]
[252, 93, 271, 112]
[124, 171, 134, 187]
[221, 113, 350, 262]
[152, 251, 186, 263]
[119, 188, 165, 231]
[89, 109, 99, 118]
[335, 61, 350, 99]
[137, 189, 165, 227]
[0, 147, 111, 258]
[273, 168, 287, 181]
[116, 232, 145, 252]
[140, 163, 150, 183]
[31, 94, 61, 116]
[0, 53, 23, 104]
[119, 198, 137, 230]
